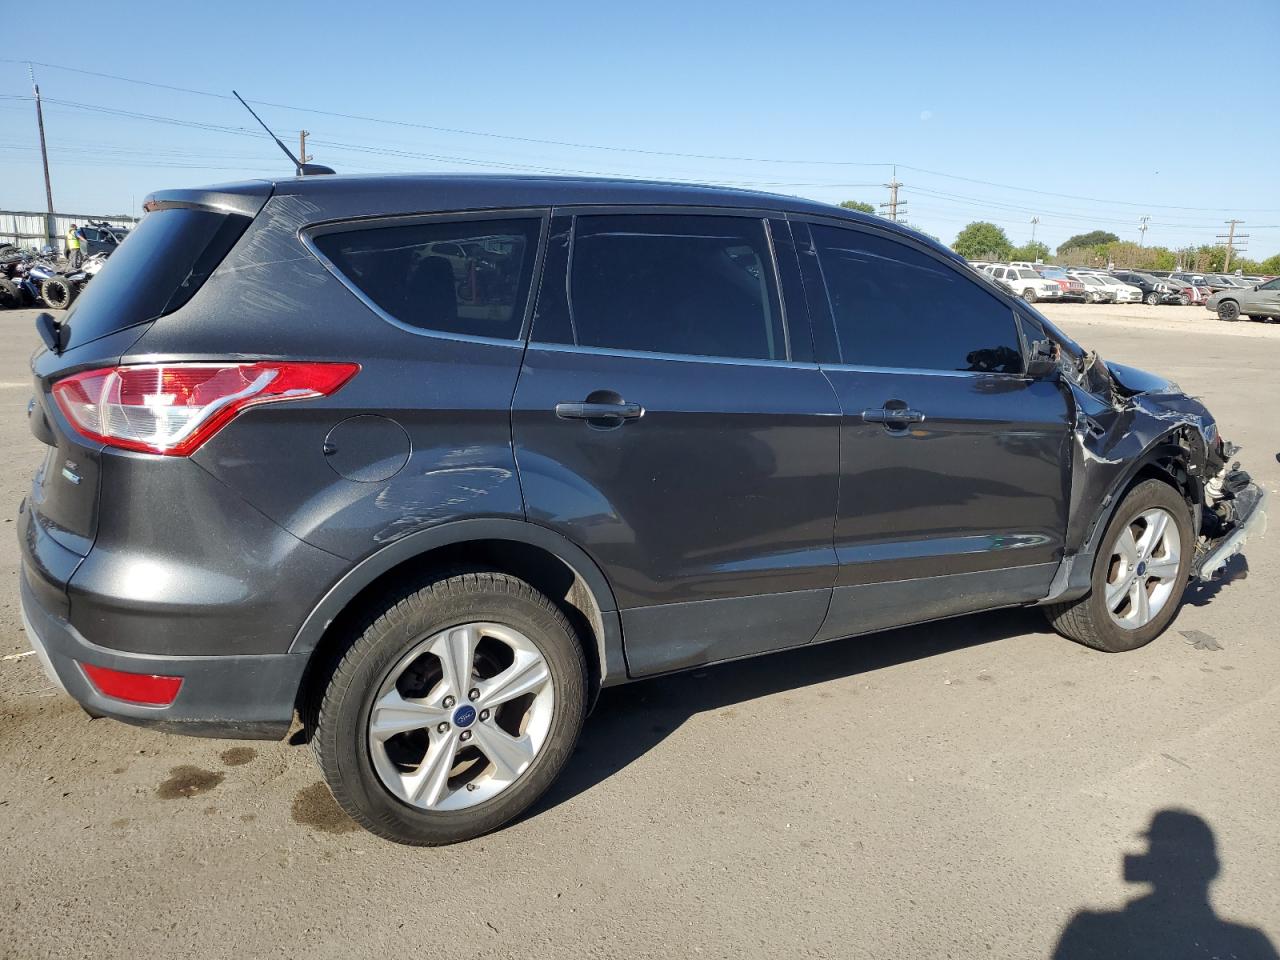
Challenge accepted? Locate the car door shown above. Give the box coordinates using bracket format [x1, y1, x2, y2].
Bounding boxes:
[790, 219, 1074, 642]
[511, 210, 841, 676]
[1249, 277, 1280, 315]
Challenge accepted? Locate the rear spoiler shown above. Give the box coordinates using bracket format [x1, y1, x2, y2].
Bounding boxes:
[144, 180, 274, 219]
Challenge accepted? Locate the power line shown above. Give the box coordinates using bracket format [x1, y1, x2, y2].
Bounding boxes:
[5, 57, 1278, 214]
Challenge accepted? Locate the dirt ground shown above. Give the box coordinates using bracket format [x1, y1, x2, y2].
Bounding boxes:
[1, 303, 1277, 959]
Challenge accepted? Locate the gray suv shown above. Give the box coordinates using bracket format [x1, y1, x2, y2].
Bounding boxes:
[19, 175, 1266, 844]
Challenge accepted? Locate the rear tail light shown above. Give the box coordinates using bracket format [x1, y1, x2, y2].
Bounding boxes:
[80, 663, 183, 706]
[51, 361, 359, 456]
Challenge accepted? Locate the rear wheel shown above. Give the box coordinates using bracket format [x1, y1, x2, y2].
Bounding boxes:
[1044, 479, 1192, 653]
[40, 275, 77, 310]
[1217, 300, 1241, 321]
[313, 570, 587, 845]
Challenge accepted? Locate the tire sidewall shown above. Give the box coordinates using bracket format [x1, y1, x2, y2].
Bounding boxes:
[1087, 480, 1193, 652]
[318, 577, 586, 844]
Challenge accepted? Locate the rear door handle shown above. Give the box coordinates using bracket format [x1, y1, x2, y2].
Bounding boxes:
[555, 401, 645, 422]
[861, 407, 925, 424]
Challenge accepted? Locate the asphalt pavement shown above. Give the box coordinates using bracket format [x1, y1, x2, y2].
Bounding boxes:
[1, 304, 1277, 959]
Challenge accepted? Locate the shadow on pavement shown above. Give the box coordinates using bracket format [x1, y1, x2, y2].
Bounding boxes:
[533, 605, 1046, 816]
[1053, 809, 1278, 959]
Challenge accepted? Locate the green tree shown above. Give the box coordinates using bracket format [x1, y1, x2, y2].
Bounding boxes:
[1258, 253, 1280, 274]
[1010, 241, 1050, 263]
[839, 200, 877, 215]
[953, 221, 1012, 261]
[1057, 230, 1120, 253]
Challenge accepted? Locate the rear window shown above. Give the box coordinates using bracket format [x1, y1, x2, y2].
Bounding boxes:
[312, 218, 542, 340]
[63, 207, 249, 348]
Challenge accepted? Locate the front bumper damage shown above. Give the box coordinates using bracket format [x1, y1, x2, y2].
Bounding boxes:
[1195, 481, 1267, 580]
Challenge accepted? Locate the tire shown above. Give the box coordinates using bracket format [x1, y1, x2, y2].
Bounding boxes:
[313, 570, 588, 845]
[0, 277, 19, 309]
[1178, 293, 1190, 306]
[1216, 299, 1241, 321]
[1022, 288, 1038, 303]
[1044, 479, 1193, 653]
[40, 275, 77, 310]
[1144, 291, 1161, 306]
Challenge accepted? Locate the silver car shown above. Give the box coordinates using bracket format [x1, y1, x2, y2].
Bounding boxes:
[1205, 277, 1280, 322]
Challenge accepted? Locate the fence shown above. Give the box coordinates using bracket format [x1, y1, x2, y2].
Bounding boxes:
[0, 210, 141, 254]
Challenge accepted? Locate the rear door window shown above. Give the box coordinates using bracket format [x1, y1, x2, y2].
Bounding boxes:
[312, 217, 543, 340]
[560, 213, 786, 361]
[808, 223, 1024, 374]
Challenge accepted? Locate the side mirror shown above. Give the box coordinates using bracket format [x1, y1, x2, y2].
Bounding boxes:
[1025, 338, 1060, 378]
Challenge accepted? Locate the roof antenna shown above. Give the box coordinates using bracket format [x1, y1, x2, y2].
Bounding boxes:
[232, 90, 335, 176]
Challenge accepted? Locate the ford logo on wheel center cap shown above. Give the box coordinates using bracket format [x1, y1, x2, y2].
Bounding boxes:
[453, 705, 477, 728]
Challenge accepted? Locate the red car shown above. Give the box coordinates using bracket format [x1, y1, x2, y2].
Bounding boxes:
[1036, 266, 1086, 301]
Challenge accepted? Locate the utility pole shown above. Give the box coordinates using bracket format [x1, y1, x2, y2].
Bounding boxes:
[1217, 219, 1247, 273]
[1138, 215, 1150, 246]
[29, 64, 55, 249]
[298, 130, 312, 166]
[1030, 216, 1040, 245]
[880, 165, 905, 223]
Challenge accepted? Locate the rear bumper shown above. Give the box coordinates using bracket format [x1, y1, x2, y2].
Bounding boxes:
[19, 570, 302, 739]
[1195, 483, 1268, 580]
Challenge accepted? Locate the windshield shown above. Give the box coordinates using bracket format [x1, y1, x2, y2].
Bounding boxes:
[1039, 268, 1068, 279]
[1016, 269, 1039, 279]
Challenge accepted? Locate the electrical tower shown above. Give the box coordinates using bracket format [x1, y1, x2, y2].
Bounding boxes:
[1217, 220, 1247, 273]
[299, 130, 312, 166]
[880, 166, 905, 222]
[1030, 216, 1039, 245]
[1138, 215, 1150, 246]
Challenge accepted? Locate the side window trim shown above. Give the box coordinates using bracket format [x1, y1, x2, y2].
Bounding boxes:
[528, 206, 803, 366]
[793, 214, 1030, 377]
[301, 207, 551, 345]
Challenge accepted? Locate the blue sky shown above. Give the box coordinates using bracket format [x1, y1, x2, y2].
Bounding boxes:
[2, 0, 1278, 257]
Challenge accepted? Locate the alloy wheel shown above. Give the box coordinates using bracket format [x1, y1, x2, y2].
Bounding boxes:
[367, 621, 554, 811]
[1104, 508, 1181, 630]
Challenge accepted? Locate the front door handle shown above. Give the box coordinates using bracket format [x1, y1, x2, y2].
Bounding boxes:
[861, 406, 925, 425]
[555, 401, 645, 423]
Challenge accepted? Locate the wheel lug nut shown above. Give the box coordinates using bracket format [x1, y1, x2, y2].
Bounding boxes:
[479, 709, 490, 722]
[468, 688, 480, 701]
[443, 696, 455, 708]
[466, 783, 477, 791]
[459, 730, 472, 742]
[436, 722, 449, 734]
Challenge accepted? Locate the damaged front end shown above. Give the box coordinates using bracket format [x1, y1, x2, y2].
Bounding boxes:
[1031, 318, 1267, 603]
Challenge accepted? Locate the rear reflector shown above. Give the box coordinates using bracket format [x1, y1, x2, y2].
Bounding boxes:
[51, 361, 359, 456]
[80, 663, 183, 706]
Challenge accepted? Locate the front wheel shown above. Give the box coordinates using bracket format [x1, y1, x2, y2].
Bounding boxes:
[313, 570, 587, 845]
[1217, 300, 1241, 321]
[1144, 291, 1161, 306]
[1044, 479, 1192, 652]
[1178, 293, 1190, 306]
[1022, 288, 1038, 303]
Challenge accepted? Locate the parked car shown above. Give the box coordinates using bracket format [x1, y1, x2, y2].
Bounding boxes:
[987, 264, 1062, 302]
[1070, 271, 1143, 303]
[1035, 266, 1087, 301]
[1111, 271, 1180, 305]
[1203, 274, 1248, 292]
[1076, 274, 1116, 303]
[76, 221, 130, 258]
[1205, 276, 1280, 321]
[19, 175, 1266, 845]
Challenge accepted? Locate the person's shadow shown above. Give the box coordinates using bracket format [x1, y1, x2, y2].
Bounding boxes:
[1053, 809, 1278, 959]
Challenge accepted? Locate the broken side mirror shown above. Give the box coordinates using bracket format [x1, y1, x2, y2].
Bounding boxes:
[1025, 338, 1060, 379]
